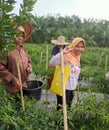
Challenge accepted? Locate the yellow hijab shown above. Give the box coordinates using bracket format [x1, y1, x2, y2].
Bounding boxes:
[64, 37, 85, 67]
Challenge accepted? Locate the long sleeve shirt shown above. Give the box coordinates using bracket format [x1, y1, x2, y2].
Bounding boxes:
[0, 45, 32, 94]
[49, 53, 80, 90]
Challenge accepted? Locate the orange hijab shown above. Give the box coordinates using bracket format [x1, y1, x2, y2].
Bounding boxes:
[64, 37, 85, 67]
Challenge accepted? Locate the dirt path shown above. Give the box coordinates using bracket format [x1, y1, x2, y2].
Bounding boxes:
[37, 90, 108, 109]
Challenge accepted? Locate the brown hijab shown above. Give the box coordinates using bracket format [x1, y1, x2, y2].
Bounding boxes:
[18, 22, 33, 42]
[64, 37, 85, 67]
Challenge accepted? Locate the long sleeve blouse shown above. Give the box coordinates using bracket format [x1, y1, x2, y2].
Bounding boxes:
[49, 53, 80, 90]
[0, 45, 32, 94]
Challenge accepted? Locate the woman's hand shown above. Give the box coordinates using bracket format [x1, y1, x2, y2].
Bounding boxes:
[27, 65, 32, 74]
[63, 47, 72, 54]
[14, 80, 20, 88]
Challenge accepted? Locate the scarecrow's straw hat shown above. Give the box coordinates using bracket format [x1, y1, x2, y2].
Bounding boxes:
[51, 36, 70, 45]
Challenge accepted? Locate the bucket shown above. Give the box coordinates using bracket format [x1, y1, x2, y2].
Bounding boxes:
[23, 80, 44, 100]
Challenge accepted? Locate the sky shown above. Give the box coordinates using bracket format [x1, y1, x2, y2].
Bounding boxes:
[12, 0, 109, 20]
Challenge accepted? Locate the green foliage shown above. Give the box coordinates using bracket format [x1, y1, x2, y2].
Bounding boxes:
[24, 44, 55, 77]
[0, 1, 17, 45]
[24, 44, 109, 94]
[0, 83, 109, 130]
[31, 15, 109, 47]
[79, 46, 109, 93]
[68, 92, 109, 130]
[0, 0, 37, 61]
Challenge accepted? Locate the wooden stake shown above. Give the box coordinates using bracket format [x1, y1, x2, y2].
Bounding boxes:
[46, 44, 48, 70]
[46, 44, 49, 108]
[105, 55, 108, 72]
[60, 47, 68, 130]
[16, 60, 25, 112]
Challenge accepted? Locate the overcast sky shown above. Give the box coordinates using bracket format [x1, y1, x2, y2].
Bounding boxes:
[12, 0, 109, 20]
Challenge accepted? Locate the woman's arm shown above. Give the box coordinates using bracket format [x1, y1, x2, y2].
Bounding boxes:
[0, 58, 19, 87]
[49, 53, 61, 67]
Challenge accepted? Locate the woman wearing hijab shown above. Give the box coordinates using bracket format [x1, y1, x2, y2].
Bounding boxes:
[49, 37, 85, 110]
[0, 22, 33, 94]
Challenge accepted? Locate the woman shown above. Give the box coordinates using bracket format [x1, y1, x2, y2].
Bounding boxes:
[49, 37, 85, 110]
[0, 22, 33, 94]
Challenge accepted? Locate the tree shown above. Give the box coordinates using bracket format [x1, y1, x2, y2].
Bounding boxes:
[0, 0, 37, 61]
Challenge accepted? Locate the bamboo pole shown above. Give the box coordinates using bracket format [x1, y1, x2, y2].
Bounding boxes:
[45, 44, 49, 108]
[97, 52, 103, 67]
[60, 47, 68, 130]
[16, 60, 25, 112]
[46, 44, 48, 70]
[105, 55, 108, 72]
[38, 51, 43, 66]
